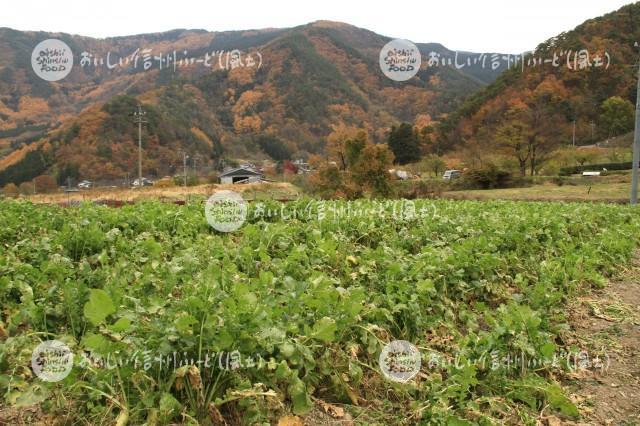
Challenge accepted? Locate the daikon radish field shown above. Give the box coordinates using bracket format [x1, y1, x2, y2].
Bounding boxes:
[1, 198, 638, 425]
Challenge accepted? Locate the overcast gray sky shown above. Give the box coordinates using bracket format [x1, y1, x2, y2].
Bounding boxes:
[3, 0, 634, 52]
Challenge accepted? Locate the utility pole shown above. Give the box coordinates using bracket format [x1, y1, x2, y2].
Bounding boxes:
[193, 155, 200, 184]
[572, 120, 576, 147]
[132, 105, 147, 186]
[182, 151, 189, 187]
[631, 42, 640, 204]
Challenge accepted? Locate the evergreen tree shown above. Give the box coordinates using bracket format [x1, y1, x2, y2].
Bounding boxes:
[388, 123, 422, 165]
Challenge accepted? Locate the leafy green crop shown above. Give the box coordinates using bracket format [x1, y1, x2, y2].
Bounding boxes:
[0, 198, 638, 424]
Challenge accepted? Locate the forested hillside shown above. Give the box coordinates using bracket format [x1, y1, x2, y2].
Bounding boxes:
[0, 22, 506, 184]
[435, 2, 640, 174]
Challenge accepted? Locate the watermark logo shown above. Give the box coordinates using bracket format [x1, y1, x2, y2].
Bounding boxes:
[379, 39, 421, 82]
[205, 190, 247, 232]
[31, 340, 74, 382]
[31, 39, 74, 82]
[251, 199, 435, 222]
[426, 49, 611, 72]
[379, 340, 421, 382]
[80, 48, 262, 73]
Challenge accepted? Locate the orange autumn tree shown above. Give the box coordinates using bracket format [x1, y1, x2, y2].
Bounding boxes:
[33, 175, 58, 193]
[310, 129, 395, 198]
[496, 102, 531, 176]
[325, 123, 361, 171]
[460, 74, 570, 176]
[520, 75, 569, 175]
[350, 142, 395, 197]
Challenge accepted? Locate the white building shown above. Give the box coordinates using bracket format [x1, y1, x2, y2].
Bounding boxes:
[219, 167, 264, 184]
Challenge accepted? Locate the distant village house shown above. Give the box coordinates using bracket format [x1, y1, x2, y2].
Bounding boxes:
[219, 167, 264, 184]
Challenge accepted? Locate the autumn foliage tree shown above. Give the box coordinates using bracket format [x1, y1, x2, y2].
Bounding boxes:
[461, 74, 570, 176]
[19, 182, 34, 195]
[350, 143, 395, 197]
[33, 175, 57, 193]
[421, 155, 447, 177]
[326, 123, 361, 171]
[310, 129, 394, 198]
[2, 183, 19, 198]
[308, 161, 345, 199]
[521, 75, 569, 175]
[600, 96, 634, 138]
[496, 104, 531, 176]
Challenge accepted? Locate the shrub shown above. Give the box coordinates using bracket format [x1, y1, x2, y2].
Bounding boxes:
[172, 175, 199, 186]
[551, 176, 567, 186]
[2, 183, 19, 198]
[206, 172, 219, 184]
[461, 165, 512, 189]
[154, 178, 175, 188]
[290, 174, 313, 195]
[394, 179, 447, 199]
[18, 182, 34, 195]
[33, 175, 58, 193]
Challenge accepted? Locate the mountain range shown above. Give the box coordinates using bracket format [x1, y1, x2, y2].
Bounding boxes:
[0, 21, 508, 184]
[1, 1, 639, 186]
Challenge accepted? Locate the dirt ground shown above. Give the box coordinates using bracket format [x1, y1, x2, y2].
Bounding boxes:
[22, 182, 300, 204]
[443, 182, 631, 203]
[560, 254, 640, 425]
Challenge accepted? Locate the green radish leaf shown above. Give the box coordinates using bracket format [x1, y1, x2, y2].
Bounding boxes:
[109, 317, 132, 333]
[174, 314, 197, 334]
[83, 289, 116, 326]
[159, 392, 181, 422]
[10, 384, 49, 407]
[288, 378, 312, 415]
[82, 333, 111, 354]
[311, 317, 337, 342]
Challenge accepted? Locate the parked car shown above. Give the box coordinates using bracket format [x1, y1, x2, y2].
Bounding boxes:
[443, 169, 462, 180]
[78, 180, 93, 189]
[132, 177, 154, 187]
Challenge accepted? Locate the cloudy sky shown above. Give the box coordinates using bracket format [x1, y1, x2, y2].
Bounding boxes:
[3, 0, 634, 52]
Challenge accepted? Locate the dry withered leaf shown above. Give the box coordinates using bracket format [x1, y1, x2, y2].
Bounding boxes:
[319, 401, 345, 418]
[277, 415, 303, 426]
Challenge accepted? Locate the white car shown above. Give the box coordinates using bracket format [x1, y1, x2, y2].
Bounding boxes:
[78, 180, 93, 189]
[443, 170, 462, 180]
[132, 178, 153, 187]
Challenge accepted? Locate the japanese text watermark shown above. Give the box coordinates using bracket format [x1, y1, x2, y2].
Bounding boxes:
[31, 38, 262, 81]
